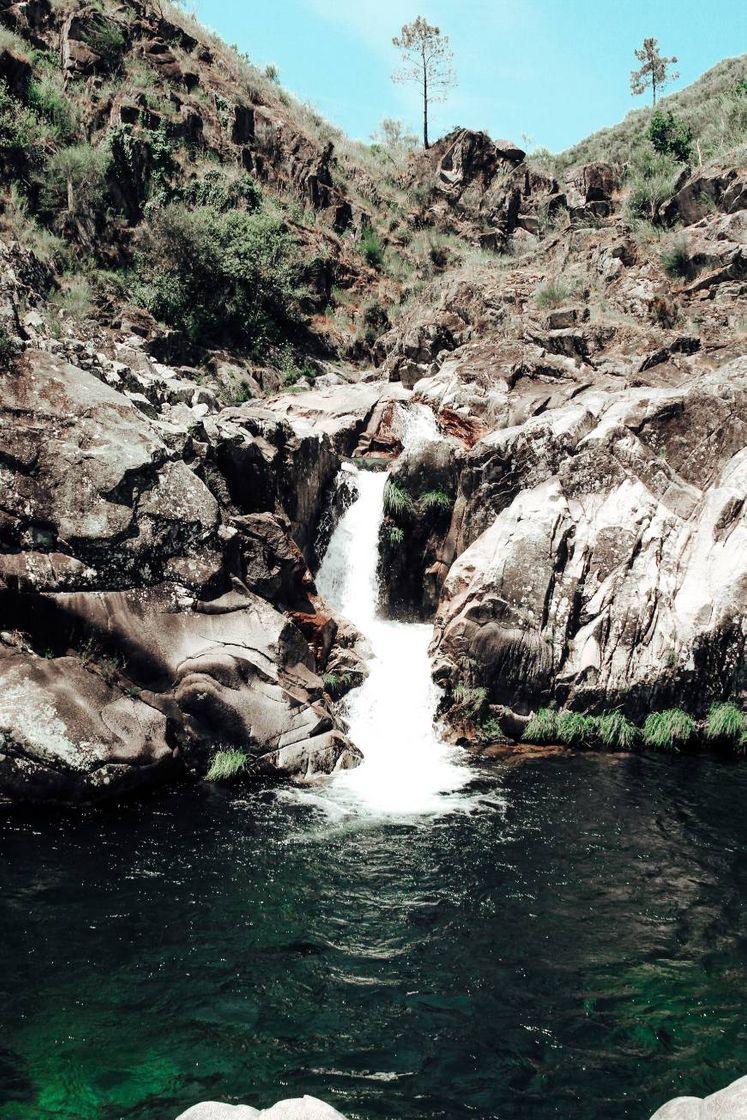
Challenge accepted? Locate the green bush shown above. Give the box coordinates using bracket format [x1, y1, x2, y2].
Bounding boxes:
[420, 490, 453, 515]
[597, 711, 639, 750]
[647, 109, 693, 162]
[555, 711, 598, 747]
[533, 279, 574, 308]
[522, 708, 558, 744]
[136, 204, 303, 352]
[477, 716, 503, 744]
[26, 75, 77, 141]
[42, 143, 111, 226]
[384, 525, 405, 548]
[206, 749, 248, 781]
[452, 683, 487, 715]
[643, 708, 696, 751]
[705, 702, 745, 745]
[660, 236, 694, 280]
[0, 323, 15, 366]
[383, 479, 416, 519]
[0, 81, 46, 179]
[82, 15, 126, 70]
[361, 226, 383, 268]
[178, 168, 262, 213]
[624, 149, 680, 222]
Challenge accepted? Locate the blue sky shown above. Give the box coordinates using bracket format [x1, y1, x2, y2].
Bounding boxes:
[191, 1, 746, 151]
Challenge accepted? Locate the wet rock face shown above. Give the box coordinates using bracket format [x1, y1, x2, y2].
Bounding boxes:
[431, 358, 747, 725]
[0, 353, 389, 804]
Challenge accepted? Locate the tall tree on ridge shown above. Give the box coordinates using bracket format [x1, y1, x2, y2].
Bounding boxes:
[392, 17, 455, 149]
[630, 37, 679, 106]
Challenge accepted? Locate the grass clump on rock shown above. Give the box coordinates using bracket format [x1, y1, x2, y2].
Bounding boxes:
[705, 702, 745, 747]
[206, 749, 248, 781]
[420, 489, 453, 515]
[383, 479, 415, 519]
[643, 709, 696, 751]
[597, 710, 639, 750]
[522, 707, 558, 744]
[533, 279, 575, 309]
[555, 711, 598, 747]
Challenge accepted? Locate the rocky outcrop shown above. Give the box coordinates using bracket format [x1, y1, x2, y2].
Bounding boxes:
[0, 350, 406, 803]
[430, 358, 747, 729]
[649, 1074, 747, 1119]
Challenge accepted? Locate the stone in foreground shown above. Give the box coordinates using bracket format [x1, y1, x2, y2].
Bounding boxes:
[649, 1074, 747, 1118]
[176, 1096, 348, 1120]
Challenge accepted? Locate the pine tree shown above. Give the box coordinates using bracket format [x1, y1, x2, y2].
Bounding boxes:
[630, 38, 679, 106]
[392, 17, 455, 149]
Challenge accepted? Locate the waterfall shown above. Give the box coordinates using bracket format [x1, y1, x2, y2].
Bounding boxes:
[311, 413, 474, 817]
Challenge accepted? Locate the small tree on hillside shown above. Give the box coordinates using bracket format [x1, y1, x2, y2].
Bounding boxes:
[371, 118, 419, 158]
[392, 17, 455, 149]
[630, 37, 679, 106]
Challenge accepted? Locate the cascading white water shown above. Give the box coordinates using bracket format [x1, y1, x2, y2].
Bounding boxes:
[311, 409, 474, 817]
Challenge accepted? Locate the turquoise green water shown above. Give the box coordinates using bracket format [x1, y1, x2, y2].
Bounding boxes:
[0, 751, 745, 1119]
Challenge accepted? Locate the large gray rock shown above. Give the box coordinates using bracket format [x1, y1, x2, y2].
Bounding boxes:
[431, 357, 747, 725]
[176, 1096, 348, 1120]
[0, 351, 366, 804]
[649, 1074, 747, 1118]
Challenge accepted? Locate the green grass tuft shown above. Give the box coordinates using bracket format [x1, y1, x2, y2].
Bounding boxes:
[661, 237, 694, 280]
[533, 279, 575, 309]
[477, 716, 503, 744]
[383, 479, 416, 519]
[206, 749, 248, 781]
[555, 711, 598, 747]
[705, 702, 745, 744]
[384, 524, 405, 548]
[452, 683, 487, 715]
[643, 709, 696, 752]
[597, 711, 639, 750]
[522, 708, 558, 744]
[420, 489, 453, 515]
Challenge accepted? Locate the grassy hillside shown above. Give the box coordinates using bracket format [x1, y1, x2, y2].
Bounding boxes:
[558, 55, 747, 170]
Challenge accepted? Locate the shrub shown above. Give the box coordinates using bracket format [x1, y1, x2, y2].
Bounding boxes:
[705, 702, 745, 745]
[643, 708, 696, 751]
[477, 716, 503, 743]
[42, 143, 111, 232]
[0, 80, 46, 180]
[660, 236, 694, 280]
[647, 109, 693, 162]
[384, 525, 405, 548]
[321, 671, 355, 699]
[361, 226, 383, 268]
[27, 76, 77, 142]
[555, 711, 598, 747]
[533, 278, 574, 308]
[522, 708, 558, 744]
[0, 323, 15, 366]
[452, 683, 487, 715]
[82, 15, 126, 70]
[420, 489, 453, 515]
[51, 278, 93, 321]
[179, 168, 262, 213]
[383, 479, 415, 518]
[206, 749, 248, 781]
[136, 204, 303, 352]
[597, 711, 639, 750]
[624, 149, 680, 222]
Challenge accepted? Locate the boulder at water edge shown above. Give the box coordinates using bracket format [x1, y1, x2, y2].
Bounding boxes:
[649, 1074, 747, 1118]
[176, 1096, 349, 1120]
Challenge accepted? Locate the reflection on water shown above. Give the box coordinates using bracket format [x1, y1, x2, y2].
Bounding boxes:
[1, 750, 746, 1120]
